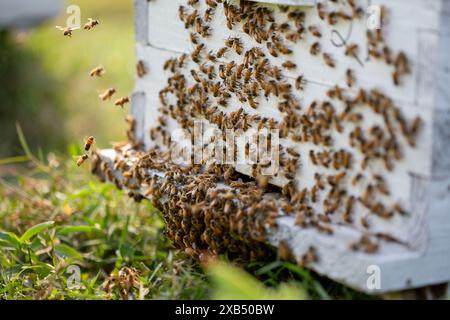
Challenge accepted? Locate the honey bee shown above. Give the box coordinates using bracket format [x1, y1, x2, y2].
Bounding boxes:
[257, 175, 269, 188]
[317, 223, 333, 235]
[310, 42, 321, 56]
[217, 46, 228, 58]
[346, 69, 355, 87]
[361, 217, 370, 229]
[411, 116, 422, 136]
[76, 154, 89, 167]
[282, 60, 296, 70]
[308, 25, 322, 38]
[114, 96, 130, 108]
[187, 0, 199, 6]
[309, 150, 318, 165]
[136, 60, 147, 77]
[323, 53, 335, 68]
[90, 65, 104, 77]
[204, 7, 215, 22]
[267, 42, 278, 57]
[55, 25, 79, 37]
[84, 136, 95, 151]
[395, 51, 410, 74]
[206, 0, 217, 8]
[99, 87, 116, 101]
[394, 203, 406, 215]
[248, 97, 258, 109]
[83, 18, 99, 30]
[278, 240, 293, 261]
[316, 2, 327, 20]
[295, 75, 305, 91]
[178, 5, 186, 21]
[364, 242, 379, 254]
[189, 32, 199, 44]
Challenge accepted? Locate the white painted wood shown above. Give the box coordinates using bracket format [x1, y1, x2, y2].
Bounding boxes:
[109, 0, 450, 292]
[0, 0, 62, 29]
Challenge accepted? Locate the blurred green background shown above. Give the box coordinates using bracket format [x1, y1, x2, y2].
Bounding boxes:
[0, 0, 134, 158]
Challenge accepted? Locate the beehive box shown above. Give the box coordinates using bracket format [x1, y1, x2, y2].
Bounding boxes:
[94, 0, 450, 293]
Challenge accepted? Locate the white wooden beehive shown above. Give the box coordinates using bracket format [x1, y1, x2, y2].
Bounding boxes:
[97, 0, 450, 293]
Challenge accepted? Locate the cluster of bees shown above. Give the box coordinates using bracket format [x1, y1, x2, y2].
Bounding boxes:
[93, 144, 287, 262]
[92, 1, 423, 263]
[102, 266, 140, 299]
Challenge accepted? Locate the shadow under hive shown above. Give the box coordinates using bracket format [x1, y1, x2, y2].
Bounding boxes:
[93, 0, 450, 293]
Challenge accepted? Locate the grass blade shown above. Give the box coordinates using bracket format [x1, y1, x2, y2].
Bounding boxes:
[19, 221, 55, 243]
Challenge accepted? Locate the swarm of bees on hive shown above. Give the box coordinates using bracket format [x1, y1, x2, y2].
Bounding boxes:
[92, 0, 424, 263]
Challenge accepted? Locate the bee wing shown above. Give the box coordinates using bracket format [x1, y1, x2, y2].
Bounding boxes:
[70, 26, 80, 31]
[55, 25, 64, 30]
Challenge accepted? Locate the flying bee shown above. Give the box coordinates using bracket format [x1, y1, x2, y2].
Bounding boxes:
[84, 136, 95, 151]
[55, 25, 79, 37]
[136, 60, 147, 77]
[99, 87, 116, 101]
[89, 65, 104, 77]
[282, 60, 296, 70]
[308, 25, 322, 38]
[76, 154, 89, 167]
[83, 18, 99, 30]
[114, 96, 130, 108]
[346, 69, 355, 87]
[310, 42, 320, 56]
[323, 53, 335, 68]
